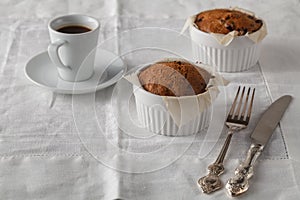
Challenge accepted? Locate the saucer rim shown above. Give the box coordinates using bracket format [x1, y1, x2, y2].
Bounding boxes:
[24, 49, 127, 94]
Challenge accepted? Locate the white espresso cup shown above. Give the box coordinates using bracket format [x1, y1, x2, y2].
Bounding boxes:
[48, 14, 100, 82]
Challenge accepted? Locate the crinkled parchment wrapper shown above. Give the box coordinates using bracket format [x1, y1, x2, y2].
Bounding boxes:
[124, 58, 229, 126]
[181, 7, 268, 46]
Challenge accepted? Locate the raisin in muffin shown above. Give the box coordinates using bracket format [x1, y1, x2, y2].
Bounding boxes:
[138, 61, 211, 97]
[195, 9, 263, 36]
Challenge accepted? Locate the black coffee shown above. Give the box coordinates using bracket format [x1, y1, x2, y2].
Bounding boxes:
[56, 25, 91, 34]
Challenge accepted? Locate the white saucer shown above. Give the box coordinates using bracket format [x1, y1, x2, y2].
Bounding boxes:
[25, 49, 126, 94]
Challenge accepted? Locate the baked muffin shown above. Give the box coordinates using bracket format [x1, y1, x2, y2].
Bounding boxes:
[138, 61, 210, 97]
[189, 8, 267, 72]
[195, 9, 263, 36]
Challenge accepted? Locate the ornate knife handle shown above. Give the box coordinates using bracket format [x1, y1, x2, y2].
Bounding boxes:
[225, 143, 263, 197]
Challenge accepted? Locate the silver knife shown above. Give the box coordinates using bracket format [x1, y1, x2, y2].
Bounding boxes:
[225, 95, 292, 197]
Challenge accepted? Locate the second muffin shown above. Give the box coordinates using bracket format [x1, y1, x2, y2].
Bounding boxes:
[129, 58, 226, 136]
[138, 61, 211, 97]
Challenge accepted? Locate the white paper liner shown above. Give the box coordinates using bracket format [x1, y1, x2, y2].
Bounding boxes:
[181, 7, 268, 46]
[124, 58, 229, 126]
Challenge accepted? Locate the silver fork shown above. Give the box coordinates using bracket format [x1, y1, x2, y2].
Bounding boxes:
[198, 86, 255, 194]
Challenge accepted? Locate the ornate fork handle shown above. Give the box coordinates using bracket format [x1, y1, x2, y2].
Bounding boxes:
[198, 86, 255, 194]
[225, 143, 263, 197]
[198, 127, 237, 193]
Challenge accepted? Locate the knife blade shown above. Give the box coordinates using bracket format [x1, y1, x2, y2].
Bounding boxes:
[251, 95, 292, 146]
[225, 95, 292, 197]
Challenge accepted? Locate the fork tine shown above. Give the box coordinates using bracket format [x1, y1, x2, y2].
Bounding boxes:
[234, 86, 246, 119]
[228, 86, 241, 118]
[245, 88, 255, 122]
[240, 87, 251, 121]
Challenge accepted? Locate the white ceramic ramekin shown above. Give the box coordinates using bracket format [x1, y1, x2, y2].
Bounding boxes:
[134, 85, 211, 136]
[132, 62, 214, 137]
[189, 20, 263, 72]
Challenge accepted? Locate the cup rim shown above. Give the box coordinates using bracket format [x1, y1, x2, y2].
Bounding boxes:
[48, 14, 100, 36]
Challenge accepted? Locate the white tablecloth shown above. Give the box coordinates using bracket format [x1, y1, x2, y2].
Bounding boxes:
[1, 0, 300, 199]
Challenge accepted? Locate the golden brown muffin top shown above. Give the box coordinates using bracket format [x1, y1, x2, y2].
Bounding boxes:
[138, 61, 210, 97]
[194, 9, 263, 36]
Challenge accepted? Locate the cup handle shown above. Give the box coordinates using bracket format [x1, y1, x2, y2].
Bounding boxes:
[48, 40, 72, 71]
